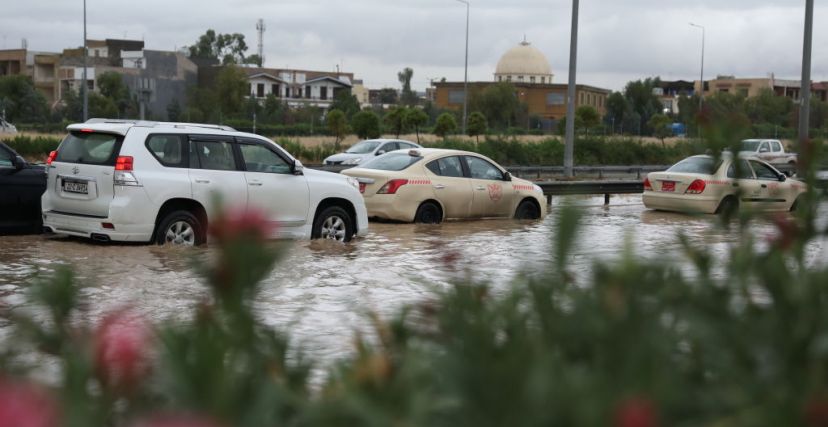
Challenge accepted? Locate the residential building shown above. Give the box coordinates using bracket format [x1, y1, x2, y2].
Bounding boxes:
[693, 75, 828, 102]
[235, 66, 354, 110]
[654, 80, 695, 115]
[351, 79, 370, 107]
[0, 48, 61, 105]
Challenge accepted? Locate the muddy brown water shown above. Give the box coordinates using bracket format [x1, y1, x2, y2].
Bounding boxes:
[1, 195, 826, 366]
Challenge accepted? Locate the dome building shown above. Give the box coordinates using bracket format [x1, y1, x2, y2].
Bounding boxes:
[494, 40, 554, 85]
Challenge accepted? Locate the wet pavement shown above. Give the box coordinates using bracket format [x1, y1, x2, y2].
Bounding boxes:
[1, 195, 826, 366]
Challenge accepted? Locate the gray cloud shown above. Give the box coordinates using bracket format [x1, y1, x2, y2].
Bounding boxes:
[2, 0, 826, 91]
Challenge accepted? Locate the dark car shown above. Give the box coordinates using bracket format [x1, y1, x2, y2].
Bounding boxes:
[0, 142, 47, 234]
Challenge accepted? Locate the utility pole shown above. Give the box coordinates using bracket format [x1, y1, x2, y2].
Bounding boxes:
[456, 0, 470, 135]
[82, 0, 88, 121]
[563, 0, 579, 177]
[256, 19, 265, 67]
[689, 23, 705, 110]
[798, 0, 814, 163]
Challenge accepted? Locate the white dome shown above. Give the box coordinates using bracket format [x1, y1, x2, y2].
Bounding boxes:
[494, 40, 553, 84]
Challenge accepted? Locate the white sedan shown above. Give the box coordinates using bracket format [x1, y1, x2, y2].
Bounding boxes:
[643, 154, 807, 214]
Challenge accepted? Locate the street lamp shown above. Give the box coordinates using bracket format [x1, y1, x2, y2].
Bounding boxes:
[689, 22, 705, 110]
[82, 0, 88, 121]
[455, 0, 469, 135]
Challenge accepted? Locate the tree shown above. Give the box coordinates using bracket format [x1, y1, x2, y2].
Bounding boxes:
[187, 29, 249, 65]
[166, 100, 182, 122]
[469, 82, 520, 130]
[377, 88, 399, 105]
[244, 54, 263, 67]
[406, 108, 429, 144]
[433, 112, 457, 139]
[326, 109, 349, 149]
[623, 77, 663, 135]
[575, 106, 600, 134]
[398, 67, 417, 106]
[0, 75, 49, 123]
[647, 113, 672, 147]
[97, 72, 134, 118]
[330, 91, 361, 118]
[384, 106, 409, 138]
[605, 92, 628, 133]
[467, 111, 488, 143]
[351, 110, 381, 139]
[744, 88, 793, 127]
[215, 66, 249, 118]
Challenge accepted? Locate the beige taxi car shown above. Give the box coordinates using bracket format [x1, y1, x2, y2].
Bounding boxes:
[643, 154, 807, 214]
[341, 148, 547, 223]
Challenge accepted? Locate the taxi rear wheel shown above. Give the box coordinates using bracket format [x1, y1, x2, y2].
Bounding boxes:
[414, 202, 442, 224]
[716, 196, 739, 217]
[514, 199, 541, 220]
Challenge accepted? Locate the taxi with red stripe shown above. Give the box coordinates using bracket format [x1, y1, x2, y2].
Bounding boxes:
[643, 154, 807, 215]
[341, 148, 547, 223]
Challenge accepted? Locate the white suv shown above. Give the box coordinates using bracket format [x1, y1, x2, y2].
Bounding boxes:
[42, 120, 368, 245]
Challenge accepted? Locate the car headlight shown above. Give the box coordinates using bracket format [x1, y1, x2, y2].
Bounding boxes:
[346, 177, 360, 190]
[342, 158, 362, 165]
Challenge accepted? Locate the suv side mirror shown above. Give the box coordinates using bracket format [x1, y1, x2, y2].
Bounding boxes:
[13, 155, 26, 171]
[291, 159, 304, 176]
[503, 171, 512, 181]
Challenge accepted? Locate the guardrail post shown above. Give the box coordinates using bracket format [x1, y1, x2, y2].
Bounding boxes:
[604, 194, 610, 205]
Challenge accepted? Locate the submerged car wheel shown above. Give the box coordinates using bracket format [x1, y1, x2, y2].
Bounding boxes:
[155, 210, 205, 246]
[414, 202, 442, 224]
[716, 196, 739, 218]
[514, 199, 541, 220]
[312, 206, 354, 242]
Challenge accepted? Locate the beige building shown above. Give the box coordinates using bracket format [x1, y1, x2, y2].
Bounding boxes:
[694, 75, 828, 101]
[0, 48, 61, 105]
[433, 40, 610, 129]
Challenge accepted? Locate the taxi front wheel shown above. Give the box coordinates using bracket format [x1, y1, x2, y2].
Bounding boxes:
[514, 200, 541, 220]
[414, 202, 442, 224]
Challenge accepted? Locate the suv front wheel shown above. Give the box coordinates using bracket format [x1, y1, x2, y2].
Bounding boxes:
[155, 210, 206, 246]
[312, 206, 354, 242]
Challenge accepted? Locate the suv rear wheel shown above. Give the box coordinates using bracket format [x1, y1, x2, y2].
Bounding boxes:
[312, 206, 354, 242]
[155, 210, 205, 246]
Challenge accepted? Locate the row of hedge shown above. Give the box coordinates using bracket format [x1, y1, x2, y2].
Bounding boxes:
[2, 134, 702, 166]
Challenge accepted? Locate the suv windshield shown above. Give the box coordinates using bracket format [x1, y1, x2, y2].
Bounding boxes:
[56, 131, 122, 166]
[741, 140, 761, 151]
[667, 157, 721, 175]
[346, 140, 381, 154]
[360, 152, 423, 171]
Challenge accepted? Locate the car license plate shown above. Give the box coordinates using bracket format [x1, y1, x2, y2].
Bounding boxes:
[359, 183, 366, 194]
[661, 181, 676, 192]
[63, 180, 89, 194]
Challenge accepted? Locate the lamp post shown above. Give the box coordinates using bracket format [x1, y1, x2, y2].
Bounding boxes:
[563, 0, 579, 177]
[82, 0, 88, 121]
[689, 22, 705, 110]
[798, 0, 814, 161]
[456, 0, 469, 135]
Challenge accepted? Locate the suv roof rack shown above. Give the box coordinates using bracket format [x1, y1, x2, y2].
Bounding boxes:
[84, 118, 236, 132]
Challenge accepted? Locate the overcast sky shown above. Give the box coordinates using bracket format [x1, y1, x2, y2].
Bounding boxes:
[2, 1, 826, 92]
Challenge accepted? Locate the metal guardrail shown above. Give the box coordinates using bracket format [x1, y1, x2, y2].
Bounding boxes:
[536, 180, 643, 205]
[310, 164, 670, 179]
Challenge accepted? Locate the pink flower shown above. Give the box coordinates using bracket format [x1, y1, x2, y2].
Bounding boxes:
[613, 397, 659, 427]
[208, 208, 274, 242]
[94, 308, 153, 392]
[769, 213, 800, 251]
[130, 414, 226, 427]
[0, 379, 60, 427]
[805, 395, 828, 427]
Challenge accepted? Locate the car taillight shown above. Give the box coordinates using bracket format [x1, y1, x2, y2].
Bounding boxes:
[377, 179, 408, 194]
[115, 156, 133, 171]
[643, 177, 652, 191]
[47, 151, 57, 165]
[359, 183, 366, 194]
[685, 179, 706, 194]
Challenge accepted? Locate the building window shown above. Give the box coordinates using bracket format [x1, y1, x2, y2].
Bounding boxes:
[530, 76, 536, 84]
[305, 85, 312, 99]
[518, 76, 524, 82]
[285, 87, 291, 98]
[320, 86, 328, 100]
[546, 92, 565, 106]
[506, 76, 512, 82]
[737, 87, 748, 97]
[541, 77, 545, 84]
[498, 76, 502, 82]
[257, 83, 265, 98]
[448, 90, 465, 104]
[272, 84, 279, 97]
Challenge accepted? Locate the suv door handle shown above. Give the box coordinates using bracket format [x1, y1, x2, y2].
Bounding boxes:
[248, 180, 263, 186]
[194, 179, 210, 184]
[433, 184, 446, 190]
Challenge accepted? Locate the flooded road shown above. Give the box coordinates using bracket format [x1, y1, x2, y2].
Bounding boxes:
[1, 195, 826, 366]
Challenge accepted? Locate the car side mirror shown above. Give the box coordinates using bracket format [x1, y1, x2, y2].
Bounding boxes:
[503, 171, 512, 181]
[13, 155, 26, 171]
[778, 173, 787, 182]
[376, 150, 386, 156]
[292, 159, 304, 176]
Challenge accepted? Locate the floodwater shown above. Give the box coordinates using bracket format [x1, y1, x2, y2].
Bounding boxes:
[1, 195, 826, 366]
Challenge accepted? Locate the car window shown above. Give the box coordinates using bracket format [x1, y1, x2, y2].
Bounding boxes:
[378, 142, 398, 153]
[346, 140, 381, 154]
[55, 131, 122, 166]
[193, 140, 237, 171]
[427, 156, 464, 178]
[750, 160, 779, 180]
[359, 152, 423, 171]
[667, 157, 721, 174]
[741, 140, 760, 151]
[146, 135, 186, 168]
[400, 142, 416, 150]
[727, 159, 754, 179]
[771, 141, 782, 152]
[465, 156, 503, 180]
[0, 146, 12, 167]
[239, 144, 291, 174]
[759, 142, 770, 153]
